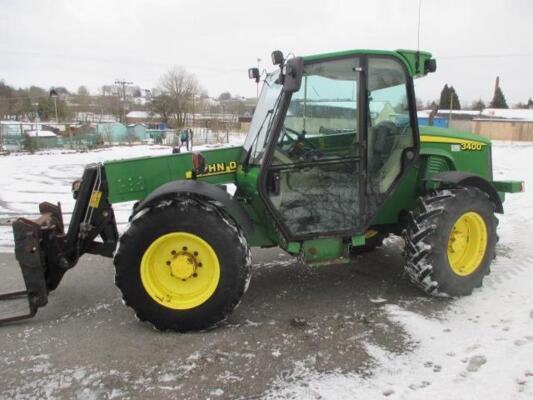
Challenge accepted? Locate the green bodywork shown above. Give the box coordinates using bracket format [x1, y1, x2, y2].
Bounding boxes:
[102, 49, 521, 263]
[103, 127, 519, 257]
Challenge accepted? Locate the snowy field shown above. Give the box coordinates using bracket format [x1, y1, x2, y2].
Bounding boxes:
[0, 139, 244, 252]
[265, 142, 533, 399]
[0, 141, 532, 399]
[0, 146, 168, 251]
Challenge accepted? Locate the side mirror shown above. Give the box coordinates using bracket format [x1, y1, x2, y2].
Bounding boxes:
[271, 50, 284, 66]
[248, 67, 260, 83]
[424, 58, 437, 74]
[282, 57, 304, 93]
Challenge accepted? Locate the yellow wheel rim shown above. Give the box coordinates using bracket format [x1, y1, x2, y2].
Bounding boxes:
[447, 212, 488, 276]
[140, 232, 220, 310]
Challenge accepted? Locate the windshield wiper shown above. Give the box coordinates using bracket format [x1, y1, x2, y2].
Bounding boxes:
[243, 93, 283, 169]
[242, 108, 273, 169]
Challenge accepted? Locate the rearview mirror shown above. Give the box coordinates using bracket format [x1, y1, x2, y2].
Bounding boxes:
[248, 67, 260, 83]
[271, 50, 284, 66]
[282, 57, 304, 93]
[424, 58, 437, 74]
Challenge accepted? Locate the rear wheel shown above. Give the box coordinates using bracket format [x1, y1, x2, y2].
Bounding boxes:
[114, 199, 251, 331]
[403, 187, 497, 296]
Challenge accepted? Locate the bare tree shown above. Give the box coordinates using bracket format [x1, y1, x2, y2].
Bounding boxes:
[76, 85, 91, 111]
[151, 94, 174, 125]
[158, 66, 202, 127]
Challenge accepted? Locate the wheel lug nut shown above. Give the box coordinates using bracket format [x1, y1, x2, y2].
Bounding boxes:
[166, 261, 171, 266]
[193, 273, 198, 278]
[198, 263, 202, 267]
[182, 246, 188, 251]
[193, 251, 198, 256]
[171, 250, 176, 255]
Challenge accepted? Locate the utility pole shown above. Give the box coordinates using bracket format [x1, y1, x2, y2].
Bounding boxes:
[49, 88, 59, 123]
[115, 80, 133, 123]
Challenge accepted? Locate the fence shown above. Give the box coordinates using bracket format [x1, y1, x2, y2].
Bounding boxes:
[0, 133, 102, 151]
[472, 119, 533, 141]
[0, 127, 174, 152]
[163, 127, 231, 147]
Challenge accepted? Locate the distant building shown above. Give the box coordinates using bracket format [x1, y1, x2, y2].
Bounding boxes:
[417, 108, 533, 141]
[96, 122, 128, 144]
[473, 109, 533, 141]
[417, 111, 449, 128]
[1, 122, 65, 150]
[73, 112, 117, 123]
[418, 109, 481, 131]
[126, 111, 162, 125]
[26, 130, 59, 148]
[127, 124, 148, 142]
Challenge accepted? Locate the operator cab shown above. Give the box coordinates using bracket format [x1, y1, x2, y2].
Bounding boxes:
[244, 50, 432, 240]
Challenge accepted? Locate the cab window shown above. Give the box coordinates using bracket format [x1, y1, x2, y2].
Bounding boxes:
[366, 57, 415, 194]
[273, 57, 360, 165]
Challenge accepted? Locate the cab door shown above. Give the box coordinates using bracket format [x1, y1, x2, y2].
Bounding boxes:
[262, 55, 418, 240]
[364, 57, 419, 220]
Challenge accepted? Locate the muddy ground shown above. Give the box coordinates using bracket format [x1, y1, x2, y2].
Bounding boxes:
[0, 241, 447, 399]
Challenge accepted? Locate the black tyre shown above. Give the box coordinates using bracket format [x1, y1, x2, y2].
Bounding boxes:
[403, 187, 498, 296]
[114, 199, 251, 332]
[350, 230, 387, 255]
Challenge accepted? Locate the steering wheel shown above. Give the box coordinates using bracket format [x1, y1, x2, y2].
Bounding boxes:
[281, 126, 315, 148]
[280, 126, 321, 160]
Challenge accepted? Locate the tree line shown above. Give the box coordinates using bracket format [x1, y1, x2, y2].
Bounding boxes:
[0, 66, 252, 128]
[3, 69, 530, 125]
[431, 80, 532, 111]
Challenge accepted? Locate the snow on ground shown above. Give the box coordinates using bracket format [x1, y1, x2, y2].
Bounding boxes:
[0, 137, 245, 252]
[264, 141, 533, 399]
[0, 140, 531, 399]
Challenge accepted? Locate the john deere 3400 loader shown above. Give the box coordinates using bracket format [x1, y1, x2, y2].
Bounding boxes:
[1, 49, 523, 331]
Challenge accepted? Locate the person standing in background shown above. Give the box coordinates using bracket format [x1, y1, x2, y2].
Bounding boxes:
[180, 129, 188, 151]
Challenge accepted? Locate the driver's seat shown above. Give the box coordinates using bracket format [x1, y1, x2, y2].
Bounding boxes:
[369, 120, 398, 173]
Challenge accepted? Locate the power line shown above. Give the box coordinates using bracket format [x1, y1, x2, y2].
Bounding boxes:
[439, 53, 533, 59]
[0, 48, 245, 73]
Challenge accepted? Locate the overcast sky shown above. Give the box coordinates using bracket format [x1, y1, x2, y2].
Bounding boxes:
[1, 0, 532, 105]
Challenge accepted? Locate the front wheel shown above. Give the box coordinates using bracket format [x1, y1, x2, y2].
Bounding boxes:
[403, 187, 498, 296]
[114, 199, 251, 332]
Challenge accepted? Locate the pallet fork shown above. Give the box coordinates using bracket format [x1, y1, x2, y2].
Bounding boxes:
[0, 164, 118, 324]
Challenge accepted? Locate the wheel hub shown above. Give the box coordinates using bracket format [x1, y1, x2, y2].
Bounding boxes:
[169, 253, 196, 280]
[447, 211, 488, 276]
[140, 232, 220, 310]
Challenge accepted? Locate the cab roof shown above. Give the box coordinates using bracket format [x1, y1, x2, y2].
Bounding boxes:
[302, 49, 433, 77]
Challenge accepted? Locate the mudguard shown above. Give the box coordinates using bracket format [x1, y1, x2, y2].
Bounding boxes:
[425, 171, 503, 213]
[132, 180, 254, 235]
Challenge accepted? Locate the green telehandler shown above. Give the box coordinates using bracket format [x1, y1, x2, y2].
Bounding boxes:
[0, 49, 523, 331]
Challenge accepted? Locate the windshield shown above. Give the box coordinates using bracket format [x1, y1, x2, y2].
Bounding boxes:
[242, 71, 282, 163]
